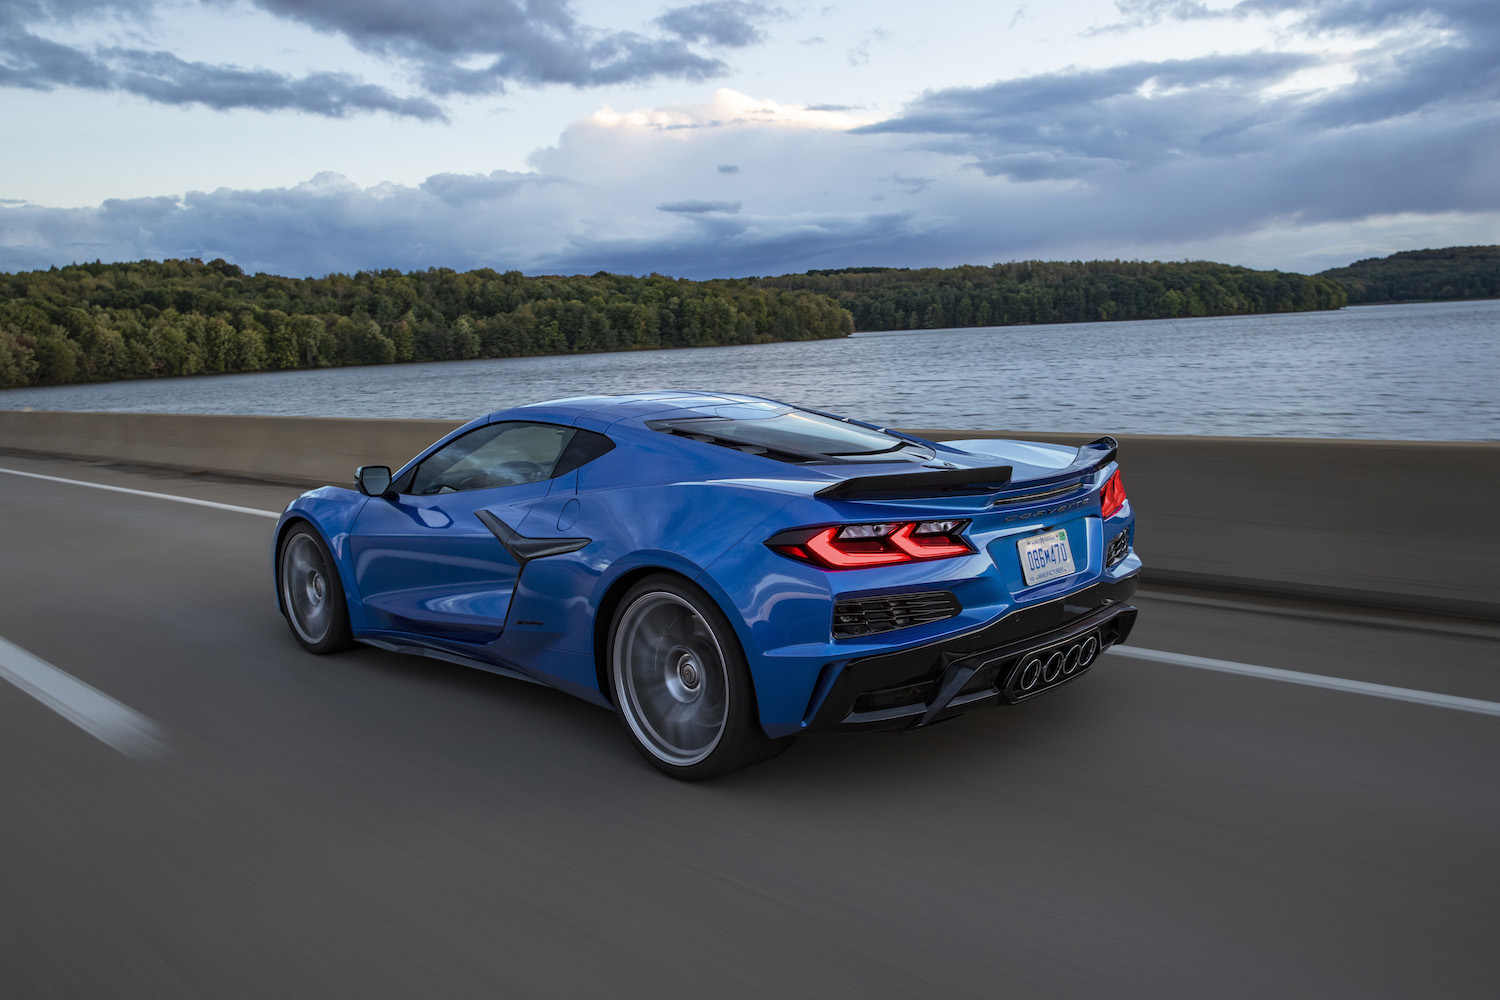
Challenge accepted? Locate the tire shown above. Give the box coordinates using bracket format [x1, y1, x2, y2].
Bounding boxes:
[608, 574, 791, 780]
[277, 524, 356, 654]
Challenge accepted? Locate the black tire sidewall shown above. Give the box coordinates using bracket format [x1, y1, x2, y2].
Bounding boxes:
[608, 573, 770, 780]
[277, 524, 354, 654]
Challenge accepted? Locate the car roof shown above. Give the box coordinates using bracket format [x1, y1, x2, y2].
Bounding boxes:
[497, 391, 789, 429]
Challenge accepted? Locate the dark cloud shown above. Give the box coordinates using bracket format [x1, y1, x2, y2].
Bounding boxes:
[535, 211, 926, 279]
[0, 35, 444, 117]
[0, 1, 443, 117]
[654, 2, 776, 47]
[2, 0, 773, 117]
[245, 0, 736, 94]
[657, 199, 741, 214]
[862, 0, 1500, 195]
[107, 48, 444, 118]
[717, 164, 740, 173]
[832, 0, 1500, 264]
[1234, 0, 1498, 34]
[0, 175, 794, 278]
[1105, 0, 1498, 34]
[861, 51, 1319, 175]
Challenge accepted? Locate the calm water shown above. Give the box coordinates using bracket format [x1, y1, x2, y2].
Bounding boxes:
[3, 300, 1496, 439]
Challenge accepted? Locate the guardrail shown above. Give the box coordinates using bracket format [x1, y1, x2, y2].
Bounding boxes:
[3, 410, 1496, 621]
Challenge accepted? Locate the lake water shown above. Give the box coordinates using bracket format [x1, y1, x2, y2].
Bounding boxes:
[2, 299, 1496, 440]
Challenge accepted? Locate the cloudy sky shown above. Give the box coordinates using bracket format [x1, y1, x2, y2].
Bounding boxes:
[1, 0, 1495, 278]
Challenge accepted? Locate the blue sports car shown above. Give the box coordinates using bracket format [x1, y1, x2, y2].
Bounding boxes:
[274, 392, 1139, 778]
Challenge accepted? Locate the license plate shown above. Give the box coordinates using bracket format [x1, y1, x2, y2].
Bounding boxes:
[1018, 528, 1076, 586]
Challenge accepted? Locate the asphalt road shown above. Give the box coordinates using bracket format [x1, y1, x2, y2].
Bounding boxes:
[2, 453, 1498, 1000]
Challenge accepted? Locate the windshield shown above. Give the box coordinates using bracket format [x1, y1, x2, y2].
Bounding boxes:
[659, 409, 934, 463]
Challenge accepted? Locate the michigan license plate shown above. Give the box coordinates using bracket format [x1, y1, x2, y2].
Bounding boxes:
[1018, 528, 1076, 586]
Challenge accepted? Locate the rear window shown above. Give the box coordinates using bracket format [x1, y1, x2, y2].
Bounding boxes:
[653, 407, 933, 463]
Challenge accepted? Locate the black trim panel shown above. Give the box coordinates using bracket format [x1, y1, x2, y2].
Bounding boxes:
[816, 465, 1015, 500]
[808, 575, 1138, 731]
[474, 509, 591, 567]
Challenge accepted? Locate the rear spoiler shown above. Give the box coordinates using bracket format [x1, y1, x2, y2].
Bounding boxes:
[816, 465, 1014, 500]
[1077, 436, 1119, 470]
[814, 437, 1119, 501]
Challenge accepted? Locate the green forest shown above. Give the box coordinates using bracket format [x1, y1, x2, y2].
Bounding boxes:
[1316, 246, 1500, 303]
[0, 260, 854, 388]
[752, 260, 1348, 332]
[10, 250, 1453, 391]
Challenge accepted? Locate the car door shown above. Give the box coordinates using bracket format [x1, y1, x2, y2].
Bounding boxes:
[348, 421, 576, 644]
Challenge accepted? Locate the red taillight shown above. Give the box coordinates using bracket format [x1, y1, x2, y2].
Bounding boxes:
[1100, 470, 1126, 518]
[770, 520, 974, 570]
[803, 527, 910, 568]
[888, 522, 973, 559]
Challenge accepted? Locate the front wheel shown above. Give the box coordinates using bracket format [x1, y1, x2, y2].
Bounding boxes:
[609, 575, 791, 780]
[277, 524, 355, 654]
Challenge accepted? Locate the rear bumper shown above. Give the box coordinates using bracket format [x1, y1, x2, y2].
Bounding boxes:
[807, 575, 1138, 731]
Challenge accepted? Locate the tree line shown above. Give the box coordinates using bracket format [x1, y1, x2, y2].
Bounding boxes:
[1316, 246, 1500, 304]
[751, 260, 1348, 331]
[0, 259, 855, 388]
[1, 254, 1377, 392]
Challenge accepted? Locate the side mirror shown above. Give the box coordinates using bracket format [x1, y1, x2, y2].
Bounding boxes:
[354, 465, 393, 497]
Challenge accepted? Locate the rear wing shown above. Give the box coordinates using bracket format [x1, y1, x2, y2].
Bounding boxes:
[815, 437, 1119, 501]
[815, 465, 1015, 501]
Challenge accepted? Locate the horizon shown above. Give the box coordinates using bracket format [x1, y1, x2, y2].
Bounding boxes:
[7, 244, 1484, 284]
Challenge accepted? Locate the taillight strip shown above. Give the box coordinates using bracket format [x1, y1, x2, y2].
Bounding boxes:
[768, 520, 974, 570]
[1100, 470, 1127, 519]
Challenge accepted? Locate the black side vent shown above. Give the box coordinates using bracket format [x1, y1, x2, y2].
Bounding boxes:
[833, 591, 961, 638]
[1105, 529, 1130, 568]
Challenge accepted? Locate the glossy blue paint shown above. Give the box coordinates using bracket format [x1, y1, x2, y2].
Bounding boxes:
[349, 481, 551, 642]
[273, 392, 1140, 735]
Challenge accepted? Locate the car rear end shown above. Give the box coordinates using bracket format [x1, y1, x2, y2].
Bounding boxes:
[697, 428, 1140, 738]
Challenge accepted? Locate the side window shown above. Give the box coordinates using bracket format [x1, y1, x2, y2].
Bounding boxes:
[552, 428, 616, 477]
[409, 422, 575, 495]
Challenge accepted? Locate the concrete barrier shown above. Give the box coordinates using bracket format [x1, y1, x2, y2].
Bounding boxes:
[910, 430, 1499, 622]
[0, 410, 463, 488]
[3, 410, 1497, 621]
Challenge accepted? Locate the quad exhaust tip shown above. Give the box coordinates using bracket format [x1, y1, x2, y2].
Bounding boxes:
[1013, 633, 1101, 695]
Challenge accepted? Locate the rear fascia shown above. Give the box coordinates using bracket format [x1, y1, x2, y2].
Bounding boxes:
[703, 461, 1139, 736]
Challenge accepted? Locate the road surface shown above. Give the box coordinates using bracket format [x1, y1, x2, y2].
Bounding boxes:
[2, 452, 1497, 999]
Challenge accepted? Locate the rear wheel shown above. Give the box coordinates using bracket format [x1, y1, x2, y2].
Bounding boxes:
[277, 524, 355, 654]
[609, 574, 790, 780]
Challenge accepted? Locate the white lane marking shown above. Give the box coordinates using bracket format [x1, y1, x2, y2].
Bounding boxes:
[0, 467, 280, 518]
[1109, 646, 1500, 719]
[0, 636, 167, 757]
